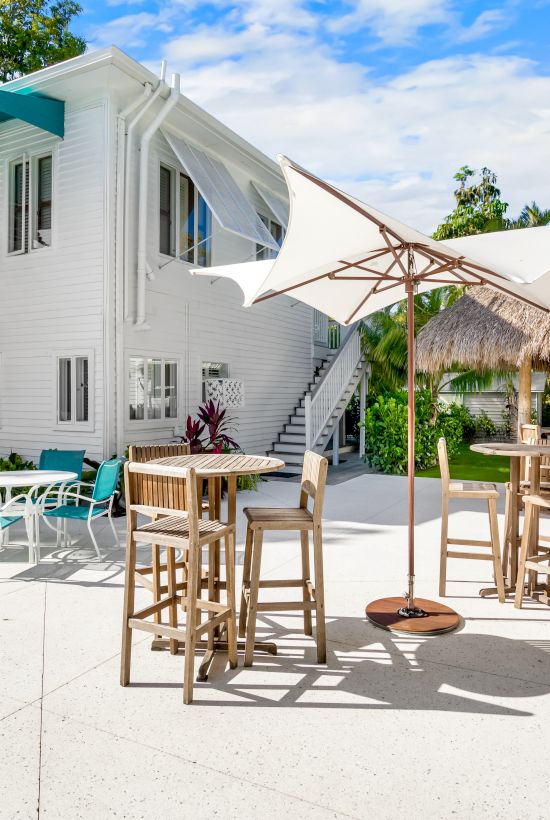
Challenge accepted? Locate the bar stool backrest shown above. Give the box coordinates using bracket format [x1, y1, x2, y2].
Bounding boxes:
[519, 424, 546, 483]
[299, 451, 328, 525]
[437, 437, 450, 488]
[127, 443, 191, 513]
[125, 463, 200, 539]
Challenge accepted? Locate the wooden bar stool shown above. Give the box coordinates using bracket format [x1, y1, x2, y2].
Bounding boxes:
[121, 463, 237, 704]
[515, 493, 550, 609]
[127, 444, 214, 644]
[438, 437, 506, 602]
[240, 451, 328, 666]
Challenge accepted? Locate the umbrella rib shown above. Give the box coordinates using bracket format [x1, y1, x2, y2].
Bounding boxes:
[380, 229, 409, 278]
[252, 271, 330, 304]
[345, 279, 403, 324]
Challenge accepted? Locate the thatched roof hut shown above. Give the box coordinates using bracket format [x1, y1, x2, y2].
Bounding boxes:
[416, 287, 550, 372]
[416, 287, 550, 433]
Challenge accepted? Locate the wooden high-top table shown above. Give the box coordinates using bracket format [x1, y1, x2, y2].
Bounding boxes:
[146, 453, 284, 680]
[471, 442, 549, 596]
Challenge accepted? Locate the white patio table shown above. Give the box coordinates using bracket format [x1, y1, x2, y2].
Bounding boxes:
[0, 470, 78, 562]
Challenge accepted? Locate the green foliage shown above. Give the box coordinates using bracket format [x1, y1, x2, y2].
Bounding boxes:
[432, 166, 509, 239]
[445, 402, 476, 442]
[0, 451, 35, 471]
[510, 202, 550, 229]
[361, 391, 464, 475]
[236, 474, 262, 492]
[0, 0, 86, 82]
[474, 410, 497, 438]
[0, 451, 36, 500]
[360, 286, 464, 394]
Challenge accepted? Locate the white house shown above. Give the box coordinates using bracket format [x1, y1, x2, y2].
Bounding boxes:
[0, 47, 366, 473]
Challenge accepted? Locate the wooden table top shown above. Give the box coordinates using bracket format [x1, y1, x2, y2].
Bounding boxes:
[132, 453, 285, 477]
[471, 442, 550, 457]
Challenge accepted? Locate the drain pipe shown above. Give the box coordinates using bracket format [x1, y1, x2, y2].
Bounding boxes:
[123, 62, 167, 321]
[135, 73, 181, 327]
[113, 65, 166, 457]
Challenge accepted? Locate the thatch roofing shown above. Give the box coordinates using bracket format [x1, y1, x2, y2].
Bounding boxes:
[416, 287, 550, 373]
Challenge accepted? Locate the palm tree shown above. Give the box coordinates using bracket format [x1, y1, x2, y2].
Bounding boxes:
[510, 201, 550, 228]
[361, 286, 510, 400]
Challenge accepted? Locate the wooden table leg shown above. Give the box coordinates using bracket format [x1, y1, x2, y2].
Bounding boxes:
[527, 455, 541, 596]
[480, 456, 519, 597]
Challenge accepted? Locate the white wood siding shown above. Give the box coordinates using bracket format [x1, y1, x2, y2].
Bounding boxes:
[0, 103, 107, 463]
[123, 131, 313, 454]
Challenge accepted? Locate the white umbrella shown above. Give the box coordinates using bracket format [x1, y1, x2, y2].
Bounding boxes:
[193, 156, 550, 634]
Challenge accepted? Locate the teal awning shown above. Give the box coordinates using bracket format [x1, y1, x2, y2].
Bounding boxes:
[0, 88, 64, 138]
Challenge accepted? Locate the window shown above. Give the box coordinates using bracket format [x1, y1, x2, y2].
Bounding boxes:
[202, 361, 229, 380]
[159, 165, 212, 266]
[159, 165, 172, 256]
[8, 153, 53, 255]
[129, 356, 178, 422]
[256, 214, 283, 260]
[8, 159, 28, 253]
[57, 354, 91, 426]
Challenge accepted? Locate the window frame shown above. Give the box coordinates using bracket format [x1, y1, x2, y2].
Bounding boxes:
[256, 213, 284, 260]
[53, 350, 95, 432]
[127, 352, 181, 426]
[158, 162, 212, 267]
[5, 148, 56, 258]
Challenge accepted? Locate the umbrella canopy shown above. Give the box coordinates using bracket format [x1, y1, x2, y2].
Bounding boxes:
[416, 287, 550, 373]
[194, 157, 550, 321]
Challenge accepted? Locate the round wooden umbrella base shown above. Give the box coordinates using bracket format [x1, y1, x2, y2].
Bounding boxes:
[365, 596, 460, 636]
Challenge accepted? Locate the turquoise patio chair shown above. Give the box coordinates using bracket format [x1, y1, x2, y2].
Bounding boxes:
[31, 449, 86, 548]
[43, 459, 122, 560]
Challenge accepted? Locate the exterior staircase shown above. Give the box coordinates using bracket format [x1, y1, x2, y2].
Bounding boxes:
[268, 327, 366, 475]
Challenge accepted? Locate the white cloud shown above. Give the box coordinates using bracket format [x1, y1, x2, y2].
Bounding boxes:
[330, 0, 453, 44]
[87, 11, 173, 50]
[454, 9, 509, 43]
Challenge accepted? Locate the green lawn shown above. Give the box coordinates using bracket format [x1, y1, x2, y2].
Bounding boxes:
[416, 441, 509, 483]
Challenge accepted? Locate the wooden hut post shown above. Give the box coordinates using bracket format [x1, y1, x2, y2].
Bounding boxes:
[517, 357, 533, 437]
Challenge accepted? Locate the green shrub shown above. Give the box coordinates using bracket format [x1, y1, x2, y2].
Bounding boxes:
[446, 402, 476, 442]
[361, 391, 464, 475]
[0, 452, 36, 501]
[475, 410, 497, 438]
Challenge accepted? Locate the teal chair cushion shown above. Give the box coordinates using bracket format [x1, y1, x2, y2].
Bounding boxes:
[0, 515, 22, 530]
[44, 504, 106, 521]
[38, 449, 85, 479]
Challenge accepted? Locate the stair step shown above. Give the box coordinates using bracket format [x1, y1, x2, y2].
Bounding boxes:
[280, 433, 306, 444]
[273, 442, 307, 454]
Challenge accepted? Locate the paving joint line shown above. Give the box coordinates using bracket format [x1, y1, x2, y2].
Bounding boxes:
[37, 581, 47, 819]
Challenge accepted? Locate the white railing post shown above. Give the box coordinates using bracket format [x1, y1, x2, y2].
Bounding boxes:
[359, 369, 366, 458]
[304, 394, 312, 451]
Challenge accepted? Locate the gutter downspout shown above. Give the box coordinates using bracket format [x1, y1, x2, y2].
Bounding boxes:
[123, 62, 167, 322]
[113, 68, 165, 456]
[135, 73, 181, 327]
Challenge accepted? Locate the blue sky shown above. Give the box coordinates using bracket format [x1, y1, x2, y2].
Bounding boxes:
[74, 1, 550, 231]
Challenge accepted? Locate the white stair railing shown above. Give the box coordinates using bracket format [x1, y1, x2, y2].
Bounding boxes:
[304, 328, 362, 450]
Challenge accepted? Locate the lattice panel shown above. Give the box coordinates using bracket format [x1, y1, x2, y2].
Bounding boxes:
[204, 378, 245, 408]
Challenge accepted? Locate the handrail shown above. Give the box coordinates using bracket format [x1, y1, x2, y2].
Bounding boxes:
[304, 328, 363, 450]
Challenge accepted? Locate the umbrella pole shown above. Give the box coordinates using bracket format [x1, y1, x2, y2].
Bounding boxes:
[365, 255, 460, 635]
[406, 281, 416, 610]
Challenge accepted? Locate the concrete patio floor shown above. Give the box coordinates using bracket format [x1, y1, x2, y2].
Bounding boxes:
[1, 472, 550, 819]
